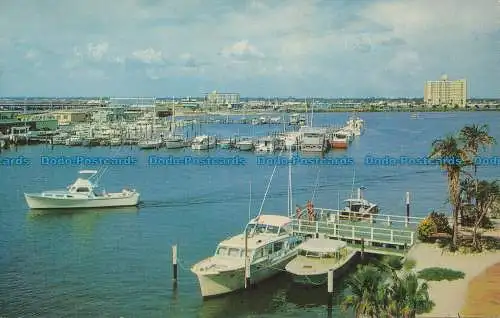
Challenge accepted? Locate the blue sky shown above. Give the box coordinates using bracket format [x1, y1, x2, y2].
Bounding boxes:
[0, 0, 498, 98]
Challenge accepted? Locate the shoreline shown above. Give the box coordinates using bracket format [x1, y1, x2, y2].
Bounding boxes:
[409, 243, 500, 317]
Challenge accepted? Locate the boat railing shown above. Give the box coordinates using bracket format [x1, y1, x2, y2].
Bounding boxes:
[312, 208, 425, 227]
[292, 218, 415, 246]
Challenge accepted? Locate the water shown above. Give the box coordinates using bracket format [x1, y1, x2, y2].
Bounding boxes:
[1, 112, 499, 317]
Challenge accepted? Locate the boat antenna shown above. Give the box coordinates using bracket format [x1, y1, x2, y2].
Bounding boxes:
[248, 180, 252, 221]
[350, 166, 356, 199]
[258, 148, 284, 216]
[311, 167, 321, 202]
[287, 148, 293, 217]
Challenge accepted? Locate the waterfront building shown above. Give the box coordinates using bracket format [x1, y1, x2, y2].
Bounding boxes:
[204, 91, 241, 109]
[424, 75, 467, 107]
[52, 110, 89, 125]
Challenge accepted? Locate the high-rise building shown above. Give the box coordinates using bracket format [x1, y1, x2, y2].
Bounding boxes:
[424, 75, 467, 107]
[204, 91, 241, 109]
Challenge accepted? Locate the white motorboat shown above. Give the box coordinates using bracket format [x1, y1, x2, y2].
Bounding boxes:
[191, 214, 303, 298]
[138, 138, 163, 149]
[24, 170, 140, 209]
[191, 135, 216, 150]
[345, 115, 364, 136]
[254, 136, 277, 152]
[164, 135, 187, 149]
[285, 238, 357, 285]
[65, 136, 83, 146]
[299, 127, 327, 153]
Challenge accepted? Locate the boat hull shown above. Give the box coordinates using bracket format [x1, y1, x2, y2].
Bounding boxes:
[193, 251, 296, 298]
[237, 143, 254, 151]
[24, 192, 140, 209]
[164, 140, 185, 149]
[330, 140, 348, 149]
[191, 143, 216, 150]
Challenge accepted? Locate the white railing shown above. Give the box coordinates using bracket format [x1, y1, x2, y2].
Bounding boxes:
[292, 219, 415, 246]
[308, 208, 426, 228]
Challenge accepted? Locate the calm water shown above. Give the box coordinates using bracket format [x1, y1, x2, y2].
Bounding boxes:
[1, 112, 499, 317]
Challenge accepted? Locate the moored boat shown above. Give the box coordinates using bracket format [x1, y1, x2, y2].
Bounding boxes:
[191, 135, 216, 150]
[191, 214, 303, 298]
[285, 238, 357, 285]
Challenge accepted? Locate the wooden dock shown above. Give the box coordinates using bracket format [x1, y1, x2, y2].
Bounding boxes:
[291, 209, 426, 256]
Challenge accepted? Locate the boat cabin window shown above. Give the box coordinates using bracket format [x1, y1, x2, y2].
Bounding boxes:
[228, 248, 241, 257]
[273, 241, 283, 252]
[76, 187, 90, 193]
[216, 246, 228, 256]
[267, 225, 279, 234]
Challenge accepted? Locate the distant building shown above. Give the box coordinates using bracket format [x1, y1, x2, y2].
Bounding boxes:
[204, 91, 241, 109]
[52, 111, 89, 125]
[424, 75, 467, 107]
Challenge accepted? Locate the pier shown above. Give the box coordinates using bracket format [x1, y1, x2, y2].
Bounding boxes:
[291, 209, 426, 257]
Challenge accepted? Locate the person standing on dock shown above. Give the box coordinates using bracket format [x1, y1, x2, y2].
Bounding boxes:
[306, 200, 315, 221]
[295, 205, 303, 219]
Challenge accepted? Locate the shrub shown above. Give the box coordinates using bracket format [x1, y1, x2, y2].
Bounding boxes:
[403, 258, 417, 271]
[382, 255, 403, 270]
[417, 217, 437, 242]
[418, 267, 465, 281]
[429, 211, 452, 234]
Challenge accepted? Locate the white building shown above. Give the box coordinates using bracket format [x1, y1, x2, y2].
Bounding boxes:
[204, 91, 240, 108]
[424, 75, 467, 107]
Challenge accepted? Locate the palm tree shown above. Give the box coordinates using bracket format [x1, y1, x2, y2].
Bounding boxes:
[472, 180, 500, 250]
[341, 265, 386, 318]
[385, 272, 434, 318]
[459, 124, 496, 178]
[429, 136, 468, 250]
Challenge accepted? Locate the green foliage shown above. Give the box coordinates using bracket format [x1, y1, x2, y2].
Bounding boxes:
[428, 211, 452, 234]
[382, 255, 403, 270]
[418, 267, 465, 281]
[403, 258, 417, 271]
[417, 217, 437, 242]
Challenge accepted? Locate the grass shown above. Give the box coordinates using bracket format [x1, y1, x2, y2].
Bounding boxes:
[418, 267, 465, 281]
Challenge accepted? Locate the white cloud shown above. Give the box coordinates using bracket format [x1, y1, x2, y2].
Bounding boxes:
[132, 48, 165, 64]
[87, 42, 109, 60]
[220, 40, 264, 60]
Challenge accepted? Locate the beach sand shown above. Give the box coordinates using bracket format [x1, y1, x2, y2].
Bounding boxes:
[408, 243, 500, 318]
[461, 262, 500, 317]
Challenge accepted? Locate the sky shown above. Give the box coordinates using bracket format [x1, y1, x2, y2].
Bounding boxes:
[0, 0, 498, 98]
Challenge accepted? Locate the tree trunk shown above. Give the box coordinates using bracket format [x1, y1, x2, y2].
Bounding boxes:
[449, 170, 461, 250]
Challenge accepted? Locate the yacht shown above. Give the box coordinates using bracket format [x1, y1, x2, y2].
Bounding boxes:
[24, 170, 140, 209]
[65, 136, 83, 146]
[285, 238, 357, 285]
[191, 215, 303, 298]
[345, 115, 364, 136]
[191, 135, 216, 150]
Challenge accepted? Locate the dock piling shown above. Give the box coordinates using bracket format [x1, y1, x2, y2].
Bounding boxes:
[405, 192, 410, 228]
[327, 269, 334, 311]
[172, 245, 178, 285]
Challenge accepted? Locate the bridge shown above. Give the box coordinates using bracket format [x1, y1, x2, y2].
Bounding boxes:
[291, 208, 426, 257]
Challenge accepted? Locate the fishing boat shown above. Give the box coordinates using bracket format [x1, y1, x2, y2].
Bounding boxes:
[191, 135, 216, 150]
[345, 115, 364, 136]
[285, 238, 357, 285]
[164, 135, 186, 149]
[217, 138, 234, 149]
[254, 136, 277, 152]
[191, 214, 303, 298]
[329, 130, 349, 149]
[24, 170, 140, 209]
[299, 127, 327, 154]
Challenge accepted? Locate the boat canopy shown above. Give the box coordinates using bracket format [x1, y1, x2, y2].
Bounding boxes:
[79, 170, 98, 174]
[250, 214, 291, 227]
[344, 198, 376, 206]
[298, 238, 346, 253]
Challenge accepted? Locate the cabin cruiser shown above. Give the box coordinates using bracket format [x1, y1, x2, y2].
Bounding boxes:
[191, 135, 216, 150]
[285, 238, 357, 285]
[191, 214, 303, 298]
[24, 170, 140, 209]
[345, 115, 364, 136]
[338, 187, 379, 219]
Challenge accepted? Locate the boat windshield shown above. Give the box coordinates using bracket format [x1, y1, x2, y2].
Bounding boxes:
[299, 250, 338, 258]
[215, 246, 244, 258]
[246, 223, 281, 235]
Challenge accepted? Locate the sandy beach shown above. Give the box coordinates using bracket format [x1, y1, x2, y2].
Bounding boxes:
[461, 261, 500, 317]
[409, 242, 500, 318]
